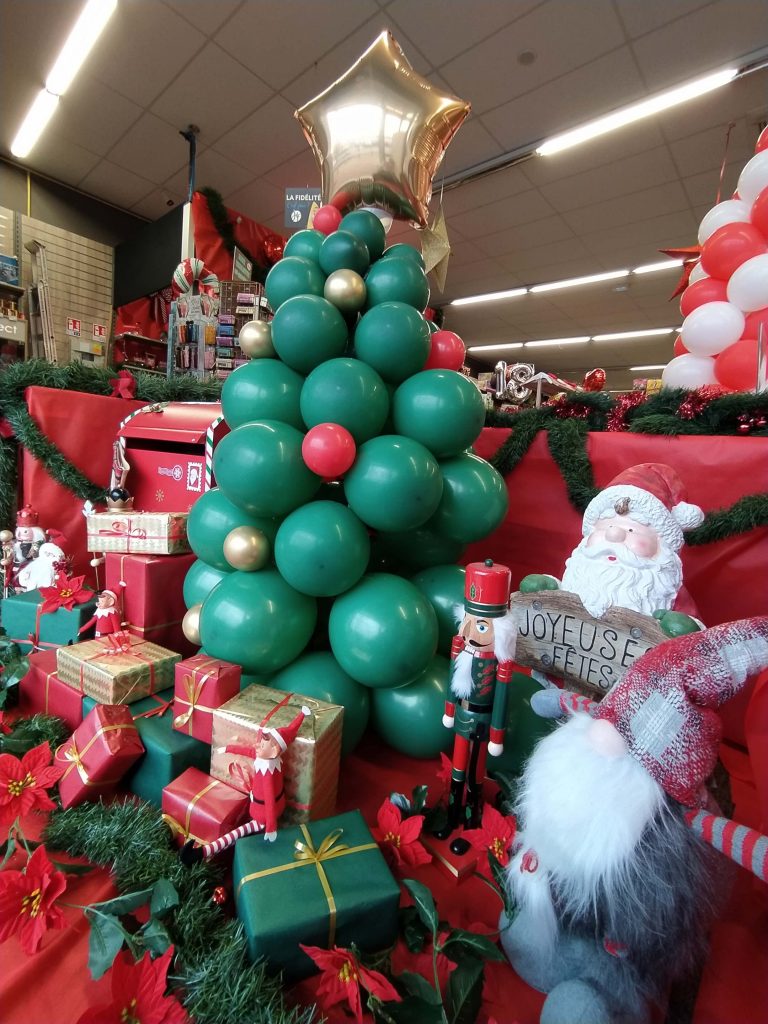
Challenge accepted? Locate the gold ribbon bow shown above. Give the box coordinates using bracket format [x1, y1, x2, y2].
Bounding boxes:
[56, 722, 133, 784]
[173, 662, 219, 731]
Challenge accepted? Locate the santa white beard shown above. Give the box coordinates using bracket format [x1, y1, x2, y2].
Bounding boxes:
[560, 536, 682, 619]
[450, 648, 475, 699]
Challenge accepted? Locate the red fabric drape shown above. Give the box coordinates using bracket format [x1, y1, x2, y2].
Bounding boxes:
[190, 191, 284, 282]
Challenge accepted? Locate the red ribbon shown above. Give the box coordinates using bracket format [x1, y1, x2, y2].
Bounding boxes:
[109, 369, 137, 399]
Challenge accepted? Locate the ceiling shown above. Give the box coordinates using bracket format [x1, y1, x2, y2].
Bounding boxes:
[2, 0, 767, 391]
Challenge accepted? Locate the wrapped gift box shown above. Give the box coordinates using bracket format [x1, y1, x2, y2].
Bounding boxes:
[57, 633, 180, 705]
[210, 685, 343, 825]
[161, 766, 250, 847]
[86, 511, 190, 555]
[0, 589, 97, 654]
[55, 704, 145, 809]
[233, 810, 400, 980]
[18, 650, 85, 730]
[173, 654, 241, 744]
[104, 552, 196, 655]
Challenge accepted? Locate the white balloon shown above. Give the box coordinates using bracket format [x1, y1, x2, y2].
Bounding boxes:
[697, 199, 752, 245]
[688, 261, 709, 285]
[680, 301, 745, 356]
[662, 354, 717, 389]
[726, 253, 768, 313]
[737, 151, 768, 207]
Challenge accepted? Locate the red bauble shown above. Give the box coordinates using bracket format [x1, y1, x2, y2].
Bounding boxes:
[673, 335, 689, 357]
[700, 222, 767, 280]
[742, 307, 768, 340]
[302, 422, 357, 479]
[313, 205, 343, 236]
[750, 186, 768, 240]
[264, 236, 285, 264]
[679, 278, 728, 318]
[756, 125, 768, 154]
[714, 337, 759, 392]
[212, 886, 227, 905]
[424, 329, 465, 371]
[583, 368, 606, 392]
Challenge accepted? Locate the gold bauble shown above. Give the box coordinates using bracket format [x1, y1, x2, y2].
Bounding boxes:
[238, 319, 275, 358]
[223, 526, 270, 571]
[0, 530, 13, 543]
[324, 269, 367, 312]
[182, 604, 202, 646]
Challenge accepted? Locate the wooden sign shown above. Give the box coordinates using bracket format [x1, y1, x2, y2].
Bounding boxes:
[510, 589, 667, 699]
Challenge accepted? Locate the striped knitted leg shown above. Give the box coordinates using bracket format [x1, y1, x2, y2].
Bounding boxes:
[684, 808, 768, 882]
[201, 820, 262, 860]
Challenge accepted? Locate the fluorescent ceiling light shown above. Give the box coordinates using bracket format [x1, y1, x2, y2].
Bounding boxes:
[630, 364, 667, 371]
[467, 343, 525, 352]
[10, 90, 59, 158]
[46, 0, 117, 95]
[450, 287, 527, 307]
[524, 337, 590, 348]
[592, 328, 673, 341]
[530, 269, 628, 293]
[536, 67, 738, 156]
[633, 259, 684, 275]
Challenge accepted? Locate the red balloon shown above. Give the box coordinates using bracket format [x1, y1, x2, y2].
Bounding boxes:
[582, 368, 606, 391]
[700, 222, 767, 280]
[750, 186, 768, 240]
[756, 125, 768, 154]
[742, 307, 768, 340]
[302, 423, 356, 479]
[312, 205, 343, 236]
[424, 329, 465, 371]
[673, 335, 689, 357]
[679, 278, 728, 317]
[714, 337, 759, 391]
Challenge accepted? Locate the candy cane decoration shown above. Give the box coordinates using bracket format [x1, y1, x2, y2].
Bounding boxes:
[684, 808, 768, 883]
[172, 257, 219, 298]
[205, 414, 224, 491]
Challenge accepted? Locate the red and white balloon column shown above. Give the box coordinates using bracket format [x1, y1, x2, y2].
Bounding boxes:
[663, 127, 768, 392]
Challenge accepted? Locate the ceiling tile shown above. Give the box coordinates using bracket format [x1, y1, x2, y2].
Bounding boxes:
[579, 209, 699, 257]
[497, 236, 592, 273]
[106, 112, 188, 184]
[475, 215, 576, 258]
[25, 132, 101, 188]
[79, 160, 155, 209]
[443, 164, 532, 217]
[436, 117, 504, 181]
[213, 95, 305, 176]
[450, 189, 557, 239]
[165, 148, 256, 197]
[682, 159, 745, 208]
[54, 74, 143, 158]
[224, 178, 287, 226]
[447, 238, 493, 267]
[562, 181, 690, 236]
[669, 121, 756, 178]
[613, 0, 713, 39]
[537, 145, 679, 213]
[655, 71, 768, 142]
[130, 186, 186, 220]
[163, 0, 241, 36]
[262, 148, 321, 191]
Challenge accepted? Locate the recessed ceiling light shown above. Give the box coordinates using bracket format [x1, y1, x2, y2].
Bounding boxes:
[592, 328, 673, 341]
[530, 270, 629, 293]
[449, 287, 527, 307]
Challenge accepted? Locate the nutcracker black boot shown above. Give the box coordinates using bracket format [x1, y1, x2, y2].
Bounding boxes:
[450, 739, 483, 854]
[433, 777, 465, 840]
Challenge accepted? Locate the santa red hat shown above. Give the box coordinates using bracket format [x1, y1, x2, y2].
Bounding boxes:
[582, 463, 704, 552]
[261, 706, 311, 752]
[594, 617, 768, 807]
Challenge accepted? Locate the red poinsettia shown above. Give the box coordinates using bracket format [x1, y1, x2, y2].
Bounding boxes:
[0, 845, 67, 954]
[0, 711, 11, 734]
[435, 752, 453, 797]
[0, 742, 64, 825]
[38, 571, 92, 614]
[300, 944, 400, 1023]
[76, 947, 188, 1024]
[372, 799, 432, 870]
[463, 804, 517, 868]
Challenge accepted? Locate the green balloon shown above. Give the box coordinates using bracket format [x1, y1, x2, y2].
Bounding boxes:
[264, 257, 325, 311]
[200, 569, 317, 675]
[271, 294, 348, 374]
[300, 358, 389, 443]
[411, 565, 466, 655]
[380, 243, 426, 270]
[183, 559, 231, 608]
[371, 655, 453, 758]
[272, 651, 370, 755]
[213, 420, 321, 517]
[487, 673, 555, 775]
[319, 230, 370, 276]
[344, 434, 443, 531]
[187, 487, 279, 570]
[329, 573, 438, 689]
[221, 359, 304, 430]
[393, 370, 485, 457]
[274, 501, 370, 597]
[429, 452, 509, 543]
[365, 257, 429, 311]
[339, 211, 386, 262]
[284, 230, 324, 263]
[354, 302, 431, 383]
[371, 528, 465, 574]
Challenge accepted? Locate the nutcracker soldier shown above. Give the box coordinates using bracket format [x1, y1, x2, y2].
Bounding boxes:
[13, 505, 46, 567]
[435, 559, 517, 854]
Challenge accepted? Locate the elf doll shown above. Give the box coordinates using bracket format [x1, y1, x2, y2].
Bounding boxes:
[181, 706, 310, 864]
[78, 590, 121, 637]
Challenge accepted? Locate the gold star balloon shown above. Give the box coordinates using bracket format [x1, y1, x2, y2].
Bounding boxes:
[295, 31, 470, 228]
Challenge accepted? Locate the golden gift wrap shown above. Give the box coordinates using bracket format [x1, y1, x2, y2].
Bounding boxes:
[56, 634, 181, 705]
[210, 685, 343, 826]
[86, 510, 190, 555]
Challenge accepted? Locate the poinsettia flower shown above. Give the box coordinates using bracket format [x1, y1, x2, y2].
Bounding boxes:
[0, 711, 11, 734]
[0, 742, 64, 824]
[300, 944, 400, 1023]
[0, 845, 66, 954]
[38, 572, 92, 614]
[76, 947, 188, 1024]
[372, 799, 432, 870]
[462, 804, 517, 868]
[436, 752, 453, 796]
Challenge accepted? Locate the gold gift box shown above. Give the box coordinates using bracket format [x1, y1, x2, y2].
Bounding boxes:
[86, 511, 190, 555]
[210, 685, 343, 826]
[57, 635, 181, 705]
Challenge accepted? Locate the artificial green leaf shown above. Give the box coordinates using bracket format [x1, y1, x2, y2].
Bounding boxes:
[398, 970, 442, 1005]
[447, 956, 484, 1024]
[390, 792, 412, 816]
[50, 859, 95, 876]
[89, 886, 152, 918]
[488, 770, 519, 808]
[399, 906, 429, 954]
[140, 916, 172, 956]
[149, 878, 179, 917]
[88, 913, 125, 980]
[402, 878, 438, 937]
[423, 803, 448, 834]
[411, 785, 429, 814]
[0, 834, 16, 869]
[380, 995, 446, 1024]
[489, 855, 516, 919]
[442, 929, 506, 963]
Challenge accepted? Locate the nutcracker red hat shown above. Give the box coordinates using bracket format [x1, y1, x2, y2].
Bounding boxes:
[464, 559, 512, 617]
[16, 504, 39, 527]
[261, 707, 310, 752]
[594, 617, 768, 807]
[582, 463, 704, 552]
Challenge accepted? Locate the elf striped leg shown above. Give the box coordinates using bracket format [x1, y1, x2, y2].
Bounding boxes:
[201, 820, 263, 859]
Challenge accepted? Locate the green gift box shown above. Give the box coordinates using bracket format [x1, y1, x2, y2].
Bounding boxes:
[0, 590, 97, 655]
[83, 689, 210, 807]
[233, 810, 400, 981]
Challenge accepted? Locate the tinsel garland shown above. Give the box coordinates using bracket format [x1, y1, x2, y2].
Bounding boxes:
[198, 187, 269, 285]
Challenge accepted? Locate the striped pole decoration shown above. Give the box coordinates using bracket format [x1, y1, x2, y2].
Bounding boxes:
[684, 808, 768, 882]
[204, 414, 224, 491]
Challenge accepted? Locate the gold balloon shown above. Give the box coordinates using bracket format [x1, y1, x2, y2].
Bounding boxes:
[238, 319, 275, 358]
[223, 526, 270, 572]
[324, 269, 367, 312]
[295, 31, 470, 228]
[182, 604, 202, 646]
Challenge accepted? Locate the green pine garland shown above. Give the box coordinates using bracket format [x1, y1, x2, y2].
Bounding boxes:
[198, 188, 270, 285]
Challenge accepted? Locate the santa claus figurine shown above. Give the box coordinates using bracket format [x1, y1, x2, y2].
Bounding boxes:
[502, 617, 768, 1024]
[78, 590, 121, 637]
[17, 542, 66, 591]
[181, 706, 311, 864]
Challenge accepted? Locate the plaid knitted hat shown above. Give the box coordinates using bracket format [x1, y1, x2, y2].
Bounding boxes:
[594, 617, 768, 807]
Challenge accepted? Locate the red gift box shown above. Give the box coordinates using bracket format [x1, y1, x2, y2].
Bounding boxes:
[172, 654, 241, 744]
[55, 704, 145, 809]
[19, 650, 85, 731]
[161, 766, 249, 847]
[105, 551, 196, 656]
